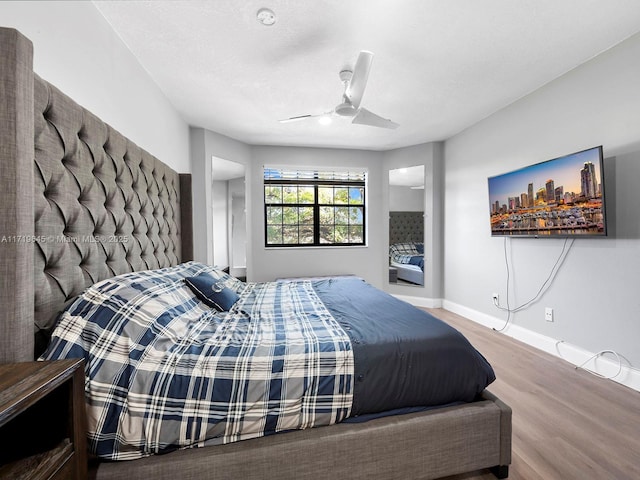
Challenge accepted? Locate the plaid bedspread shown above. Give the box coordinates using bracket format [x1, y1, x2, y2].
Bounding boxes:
[40, 262, 354, 460]
[389, 242, 424, 266]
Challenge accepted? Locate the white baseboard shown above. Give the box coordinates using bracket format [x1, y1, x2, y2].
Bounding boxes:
[442, 300, 640, 393]
[393, 294, 442, 309]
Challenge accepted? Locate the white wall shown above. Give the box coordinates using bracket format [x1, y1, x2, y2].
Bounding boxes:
[444, 31, 640, 381]
[0, 1, 190, 173]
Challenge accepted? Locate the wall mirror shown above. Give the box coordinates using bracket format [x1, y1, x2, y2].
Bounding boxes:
[388, 165, 425, 287]
[212, 157, 247, 281]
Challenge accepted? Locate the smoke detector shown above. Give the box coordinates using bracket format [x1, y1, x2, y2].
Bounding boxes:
[256, 8, 276, 26]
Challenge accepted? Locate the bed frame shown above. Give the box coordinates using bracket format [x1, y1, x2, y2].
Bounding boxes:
[0, 28, 511, 480]
[391, 261, 424, 285]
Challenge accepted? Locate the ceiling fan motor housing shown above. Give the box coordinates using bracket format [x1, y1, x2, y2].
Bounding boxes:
[335, 101, 357, 116]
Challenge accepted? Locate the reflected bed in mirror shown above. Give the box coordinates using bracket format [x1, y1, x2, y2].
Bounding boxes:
[389, 213, 424, 285]
[389, 166, 425, 287]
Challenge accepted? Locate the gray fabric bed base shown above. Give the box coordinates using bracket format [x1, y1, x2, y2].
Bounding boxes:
[392, 261, 425, 285]
[93, 391, 511, 480]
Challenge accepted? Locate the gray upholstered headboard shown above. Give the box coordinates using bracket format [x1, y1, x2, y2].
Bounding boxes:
[0, 28, 193, 363]
[389, 211, 424, 246]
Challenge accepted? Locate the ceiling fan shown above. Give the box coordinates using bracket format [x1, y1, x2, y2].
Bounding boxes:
[279, 51, 399, 129]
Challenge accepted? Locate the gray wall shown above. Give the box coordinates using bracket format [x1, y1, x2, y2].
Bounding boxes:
[191, 135, 442, 296]
[443, 30, 640, 368]
[248, 145, 386, 288]
[389, 186, 424, 211]
[0, 1, 190, 173]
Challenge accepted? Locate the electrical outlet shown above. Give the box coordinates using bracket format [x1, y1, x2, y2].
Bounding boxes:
[545, 307, 554, 322]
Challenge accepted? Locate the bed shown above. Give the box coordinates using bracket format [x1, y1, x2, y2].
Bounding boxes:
[390, 242, 425, 285]
[389, 211, 425, 285]
[0, 27, 511, 480]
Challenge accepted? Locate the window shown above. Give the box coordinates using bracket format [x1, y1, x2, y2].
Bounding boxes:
[264, 168, 366, 247]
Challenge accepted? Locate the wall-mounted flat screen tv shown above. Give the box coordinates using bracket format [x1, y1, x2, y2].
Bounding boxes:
[488, 146, 607, 237]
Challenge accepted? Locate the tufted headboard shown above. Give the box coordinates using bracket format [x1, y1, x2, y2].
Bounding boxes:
[0, 28, 193, 362]
[389, 211, 424, 247]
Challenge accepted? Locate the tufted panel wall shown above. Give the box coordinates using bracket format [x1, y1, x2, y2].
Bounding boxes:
[32, 75, 184, 335]
[389, 211, 424, 247]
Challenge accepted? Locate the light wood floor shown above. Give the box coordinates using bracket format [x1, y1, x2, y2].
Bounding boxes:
[425, 308, 640, 480]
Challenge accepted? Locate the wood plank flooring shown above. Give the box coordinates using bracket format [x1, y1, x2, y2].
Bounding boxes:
[425, 308, 640, 480]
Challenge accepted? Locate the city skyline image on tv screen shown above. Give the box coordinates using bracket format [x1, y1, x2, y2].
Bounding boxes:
[488, 146, 606, 237]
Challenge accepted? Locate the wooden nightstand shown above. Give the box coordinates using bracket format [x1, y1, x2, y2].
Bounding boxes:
[0, 358, 87, 479]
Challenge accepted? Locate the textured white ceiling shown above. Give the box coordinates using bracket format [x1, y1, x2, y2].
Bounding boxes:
[94, 0, 640, 151]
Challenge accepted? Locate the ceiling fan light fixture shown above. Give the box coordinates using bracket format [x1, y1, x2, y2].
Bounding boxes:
[335, 102, 357, 117]
[318, 115, 332, 125]
[256, 8, 276, 26]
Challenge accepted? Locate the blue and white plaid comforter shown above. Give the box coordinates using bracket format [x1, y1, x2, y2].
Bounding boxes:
[41, 262, 354, 460]
[390, 242, 424, 266]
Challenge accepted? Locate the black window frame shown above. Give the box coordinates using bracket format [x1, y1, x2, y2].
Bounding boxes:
[264, 170, 366, 248]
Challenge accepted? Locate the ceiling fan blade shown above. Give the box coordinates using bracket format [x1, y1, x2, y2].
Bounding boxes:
[352, 108, 399, 129]
[346, 50, 373, 109]
[279, 112, 334, 124]
[279, 114, 315, 123]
